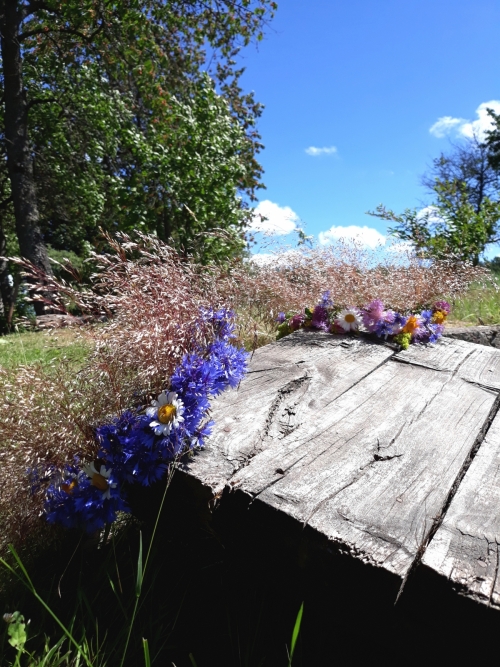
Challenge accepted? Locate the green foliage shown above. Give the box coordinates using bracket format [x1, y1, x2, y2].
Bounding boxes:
[0, 0, 278, 266]
[369, 179, 500, 265]
[370, 134, 500, 265]
[287, 602, 304, 667]
[5, 611, 27, 653]
[46, 245, 94, 284]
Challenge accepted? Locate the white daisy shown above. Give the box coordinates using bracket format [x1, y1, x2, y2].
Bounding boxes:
[83, 462, 116, 500]
[146, 390, 185, 437]
[335, 308, 362, 332]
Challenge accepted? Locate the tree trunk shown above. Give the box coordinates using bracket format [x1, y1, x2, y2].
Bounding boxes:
[0, 0, 52, 315]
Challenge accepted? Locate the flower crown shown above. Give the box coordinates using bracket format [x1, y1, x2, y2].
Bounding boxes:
[276, 292, 451, 350]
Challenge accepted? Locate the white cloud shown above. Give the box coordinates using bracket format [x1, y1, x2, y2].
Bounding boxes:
[417, 205, 445, 225]
[429, 100, 500, 140]
[249, 253, 274, 266]
[249, 200, 299, 236]
[429, 116, 466, 138]
[305, 146, 338, 156]
[461, 100, 500, 138]
[318, 225, 386, 248]
[249, 250, 303, 267]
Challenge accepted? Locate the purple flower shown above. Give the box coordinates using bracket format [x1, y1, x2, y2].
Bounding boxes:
[362, 300, 385, 332]
[434, 301, 451, 315]
[391, 312, 407, 334]
[373, 310, 396, 337]
[276, 312, 286, 324]
[319, 291, 333, 308]
[289, 313, 304, 331]
[311, 304, 329, 331]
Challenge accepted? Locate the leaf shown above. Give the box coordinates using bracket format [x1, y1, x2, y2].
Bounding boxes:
[142, 638, 151, 667]
[136, 531, 143, 598]
[288, 602, 304, 667]
[6, 611, 27, 651]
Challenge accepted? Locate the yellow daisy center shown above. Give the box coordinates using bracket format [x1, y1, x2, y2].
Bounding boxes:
[91, 473, 109, 492]
[344, 313, 356, 323]
[158, 403, 177, 424]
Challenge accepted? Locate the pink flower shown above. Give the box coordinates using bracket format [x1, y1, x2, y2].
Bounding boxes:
[362, 299, 385, 332]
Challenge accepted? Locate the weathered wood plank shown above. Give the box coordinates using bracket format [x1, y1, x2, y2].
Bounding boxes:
[422, 409, 500, 608]
[227, 358, 495, 577]
[187, 330, 395, 493]
[185, 333, 500, 588]
[395, 337, 500, 390]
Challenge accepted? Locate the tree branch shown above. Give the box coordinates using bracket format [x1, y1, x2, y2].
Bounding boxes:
[26, 96, 57, 111]
[19, 22, 104, 43]
[20, 1, 51, 23]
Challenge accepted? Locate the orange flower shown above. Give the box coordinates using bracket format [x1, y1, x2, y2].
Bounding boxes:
[402, 315, 419, 335]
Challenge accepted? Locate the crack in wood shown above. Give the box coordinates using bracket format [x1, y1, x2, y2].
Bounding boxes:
[488, 542, 500, 607]
[394, 389, 500, 605]
[261, 374, 311, 440]
[225, 346, 397, 486]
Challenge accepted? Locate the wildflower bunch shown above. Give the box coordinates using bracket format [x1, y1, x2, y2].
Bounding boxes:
[217, 241, 487, 344]
[43, 308, 248, 533]
[276, 291, 451, 350]
[0, 236, 248, 555]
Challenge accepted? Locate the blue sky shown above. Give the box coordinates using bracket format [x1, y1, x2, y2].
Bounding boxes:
[239, 0, 500, 256]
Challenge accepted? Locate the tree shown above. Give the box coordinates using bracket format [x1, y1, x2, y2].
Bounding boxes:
[0, 1, 53, 315]
[422, 134, 499, 214]
[369, 135, 500, 265]
[0, 0, 277, 319]
[485, 109, 500, 173]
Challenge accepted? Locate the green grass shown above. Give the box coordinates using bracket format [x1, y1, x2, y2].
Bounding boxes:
[0, 329, 90, 369]
[448, 276, 500, 326]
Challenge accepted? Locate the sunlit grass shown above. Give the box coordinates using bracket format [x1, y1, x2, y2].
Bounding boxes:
[448, 275, 500, 326]
[0, 328, 90, 369]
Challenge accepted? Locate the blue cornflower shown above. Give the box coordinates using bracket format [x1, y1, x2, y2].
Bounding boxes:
[420, 309, 433, 326]
[97, 412, 169, 487]
[392, 312, 408, 331]
[190, 420, 215, 449]
[373, 310, 395, 337]
[171, 352, 218, 434]
[208, 339, 249, 393]
[43, 307, 249, 533]
[45, 463, 128, 533]
[200, 307, 236, 341]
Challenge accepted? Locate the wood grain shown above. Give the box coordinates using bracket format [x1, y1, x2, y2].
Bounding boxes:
[185, 330, 395, 494]
[423, 409, 500, 608]
[395, 336, 500, 390]
[184, 331, 500, 589]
